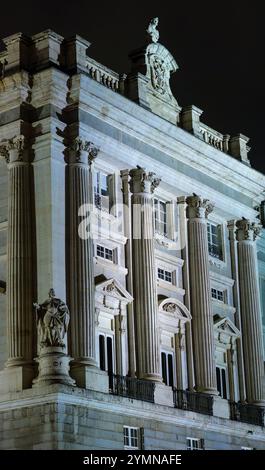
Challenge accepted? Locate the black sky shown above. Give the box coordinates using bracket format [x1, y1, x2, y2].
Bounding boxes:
[1, 1, 265, 174]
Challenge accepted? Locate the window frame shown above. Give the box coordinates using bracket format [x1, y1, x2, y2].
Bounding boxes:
[96, 244, 114, 262]
[158, 267, 173, 284]
[211, 287, 225, 302]
[98, 332, 115, 375]
[216, 365, 229, 399]
[123, 426, 140, 450]
[207, 222, 223, 260]
[161, 350, 175, 387]
[186, 438, 204, 450]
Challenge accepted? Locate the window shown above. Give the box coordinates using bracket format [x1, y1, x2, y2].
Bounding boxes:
[96, 245, 113, 262]
[99, 334, 114, 376]
[186, 438, 204, 450]
[154, 199, 167, 236]
[211, 288, 224, 302]
[123, 427, 140, 449]
[94, 171, 110, 211]
[207, 223, 223, 259]
[161, 351, 174, 387]
[216, 366, 228, 399]
[158, 268, 172, 283]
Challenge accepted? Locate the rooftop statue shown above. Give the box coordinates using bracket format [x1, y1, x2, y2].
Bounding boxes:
[147, 17, 159, 43]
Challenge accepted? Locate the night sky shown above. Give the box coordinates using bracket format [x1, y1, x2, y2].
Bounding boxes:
[1, 1, 265, 174]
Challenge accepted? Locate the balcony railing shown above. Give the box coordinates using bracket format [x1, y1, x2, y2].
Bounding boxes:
[173, 389, 213, 416]
[230, 402, 265, 427]
[110, 374, 155, 403]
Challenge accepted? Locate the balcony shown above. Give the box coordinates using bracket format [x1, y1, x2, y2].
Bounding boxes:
[230, 402, 265, 427]
[110, 374, 155, 403]
[173, 389, 213, 416]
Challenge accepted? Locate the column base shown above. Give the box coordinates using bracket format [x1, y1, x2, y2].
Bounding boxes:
[70, 364, 109, 392]
[33, 346, 75, 388]
[196, 386, 219, 396]
[249, 400, 265, 407]
[213, 396, 230, 419]
[140, 373, 162, 383]
[0, 365, 34, 394]
[154, 383, 174, 407]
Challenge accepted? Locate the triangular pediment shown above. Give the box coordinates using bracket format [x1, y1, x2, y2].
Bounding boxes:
[214, 315, 240, 337]
[95, 278, 133, 303]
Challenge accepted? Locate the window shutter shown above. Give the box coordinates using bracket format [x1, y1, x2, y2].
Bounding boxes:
[166, 201, 173, 238]
[140, 427, 145, 450]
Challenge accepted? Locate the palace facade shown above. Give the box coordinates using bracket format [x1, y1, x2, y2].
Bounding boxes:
[0, 21, 264, 449]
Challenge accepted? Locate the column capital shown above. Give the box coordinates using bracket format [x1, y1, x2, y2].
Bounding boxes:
[0, 135, 27, 164]
[69, 137, 100, 164]
[129, 167, 161, 194]
[236, 218, 261, 242]
[185, 194, 214, 219]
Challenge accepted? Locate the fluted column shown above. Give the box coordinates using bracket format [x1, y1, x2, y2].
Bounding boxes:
[130, 168, 161, 382]
[186, 195, 217, 394]
[0, 135, 34, 385]
[68, 138, 99, 374]
[236, 219, 265, 405]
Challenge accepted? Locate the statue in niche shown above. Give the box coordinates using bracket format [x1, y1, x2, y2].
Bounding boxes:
[34, 289, 70, 348]
[147, 17, 159, 43]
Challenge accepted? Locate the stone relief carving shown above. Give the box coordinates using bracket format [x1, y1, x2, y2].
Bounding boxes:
[163, 302, 178, 314]
[147, 17, 159, 43]
[150, 55, 166, 94]
[34, 289, 70, 348]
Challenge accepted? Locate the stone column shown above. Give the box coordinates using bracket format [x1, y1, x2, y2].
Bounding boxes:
[227, 220, 246, 401]
[129, 168, 161, 382]
[236, 219, 265, 405]
[186, 195, 217, 395]
[68, 138, 108, 390]
[0, 135, 34, 392]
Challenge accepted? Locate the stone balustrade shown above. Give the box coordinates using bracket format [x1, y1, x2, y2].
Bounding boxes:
[200, 123, 230, 153]
[86, 57, 121, 92]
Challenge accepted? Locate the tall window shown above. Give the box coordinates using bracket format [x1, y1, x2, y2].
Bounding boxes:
[154, 199, 167, 236]
[207, 223, 223, 259]
[216, 366, 228, 399]
[186, 438, 204, 450]
[161, 351, 174, 387]
[99, 334, 114, 377]
[94, 171, 110, 211]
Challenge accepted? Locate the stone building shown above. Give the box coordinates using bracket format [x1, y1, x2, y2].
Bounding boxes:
[0, 19, 264, 450]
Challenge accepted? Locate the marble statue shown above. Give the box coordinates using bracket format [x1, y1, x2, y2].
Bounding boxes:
[147, 17, 159, 43]
[34, 289, 70, 348]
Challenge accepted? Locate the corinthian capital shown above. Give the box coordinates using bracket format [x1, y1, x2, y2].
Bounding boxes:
[186, 194, 214, 219]
[129, 167, 161, 194]
[236, 218, 261, 242]
[0, 135, 26, 163]
[71, 137, 100, 163]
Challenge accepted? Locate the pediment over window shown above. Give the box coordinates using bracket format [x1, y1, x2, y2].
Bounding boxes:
[95, 277, 133, 312]
[158, 297, 192, 321]
[214, 315, 240, 345]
